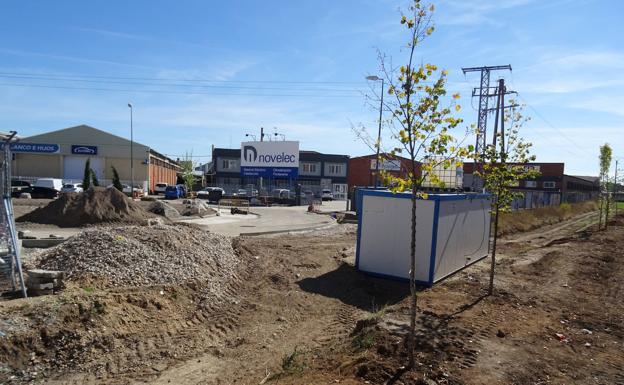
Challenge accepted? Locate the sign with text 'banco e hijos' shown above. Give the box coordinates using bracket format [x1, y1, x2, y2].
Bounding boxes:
[240, 141, 299, 178]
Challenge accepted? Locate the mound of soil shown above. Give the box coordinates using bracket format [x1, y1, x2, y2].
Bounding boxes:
[36, 224, 239, 290]
[17, 187, 154, 227]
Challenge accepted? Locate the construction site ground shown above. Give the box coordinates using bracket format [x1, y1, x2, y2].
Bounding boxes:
[11, 198, 343, 238]
[1, 208, 623, 384]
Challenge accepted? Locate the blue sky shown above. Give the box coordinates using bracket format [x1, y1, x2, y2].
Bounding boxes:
[0, 0, 622, 175]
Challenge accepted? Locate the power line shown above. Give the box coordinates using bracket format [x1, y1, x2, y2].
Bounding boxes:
[515, 93, 586, 155]
[0, 73, 367, 92]
[0, 71, 365, 85]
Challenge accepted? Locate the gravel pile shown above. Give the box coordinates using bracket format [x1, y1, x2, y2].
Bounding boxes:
[36, 225, 239, 290]
[17, 187, 154, 227]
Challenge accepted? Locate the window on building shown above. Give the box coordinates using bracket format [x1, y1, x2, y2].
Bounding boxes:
[525, 181, 537, 188]
[543, 181, 556, 188]
[221, 159, 237, 170]
[326, 163, 344, 176]
[302, 163, 317, 173]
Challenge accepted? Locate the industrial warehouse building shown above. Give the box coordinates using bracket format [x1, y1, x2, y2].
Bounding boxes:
[210, 145, 350, 199]
[462, 162, 599, 208]
[347, 153, 463, 193]
[10, 125, 180, 193]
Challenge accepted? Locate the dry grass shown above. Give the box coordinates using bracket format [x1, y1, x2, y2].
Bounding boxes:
[498, 200, 598, 236]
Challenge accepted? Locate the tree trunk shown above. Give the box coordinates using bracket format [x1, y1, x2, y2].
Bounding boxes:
[489, 198, 500, 296]
[605, 193, 610, 230]
[599, 194, 604, 231]
[407, 183, 418, 368]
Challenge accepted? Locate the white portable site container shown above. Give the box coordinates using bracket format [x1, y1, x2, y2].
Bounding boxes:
[355, 190, 492, 286]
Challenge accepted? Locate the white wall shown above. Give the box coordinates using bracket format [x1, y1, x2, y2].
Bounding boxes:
[432, 197, 491, 282]
[358, 194, 435, 282]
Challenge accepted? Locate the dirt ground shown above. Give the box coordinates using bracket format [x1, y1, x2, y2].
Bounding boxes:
[1, 209, 623, 385]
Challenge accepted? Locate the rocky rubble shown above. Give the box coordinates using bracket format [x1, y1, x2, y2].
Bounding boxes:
[147, 200, 180, 219]
[36, 224, 239, 291]
[180, 199, 216, 217]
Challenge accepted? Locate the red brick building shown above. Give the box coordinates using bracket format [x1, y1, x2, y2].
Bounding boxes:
[347, 154, 421, 190]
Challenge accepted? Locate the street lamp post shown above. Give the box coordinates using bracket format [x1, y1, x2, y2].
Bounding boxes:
[366, 75, 384, 187]
[128, 103, 134, 198]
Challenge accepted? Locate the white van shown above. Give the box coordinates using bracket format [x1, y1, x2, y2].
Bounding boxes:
[34, 178, 63, 191]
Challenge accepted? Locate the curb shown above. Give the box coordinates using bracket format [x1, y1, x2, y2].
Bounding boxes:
[241, 222, 338, 237]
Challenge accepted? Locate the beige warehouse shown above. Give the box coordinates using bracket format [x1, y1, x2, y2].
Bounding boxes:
[11, 124, 180, 193]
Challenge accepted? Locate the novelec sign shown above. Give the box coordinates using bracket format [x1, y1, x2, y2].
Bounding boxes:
[241, 141, 299, 178]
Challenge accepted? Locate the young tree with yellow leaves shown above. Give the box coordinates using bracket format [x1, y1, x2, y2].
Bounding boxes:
[370, 0, 473, 369]
[476, 101, 539, 295]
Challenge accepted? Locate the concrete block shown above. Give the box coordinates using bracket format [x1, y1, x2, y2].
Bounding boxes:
[22, 238, 66, 248]
[27, 269, 64, 279]
[28, 282, 54, 290]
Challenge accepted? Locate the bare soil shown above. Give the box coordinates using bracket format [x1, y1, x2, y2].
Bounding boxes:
[1, 209, 623, 385]
[16, 188, 154, 227]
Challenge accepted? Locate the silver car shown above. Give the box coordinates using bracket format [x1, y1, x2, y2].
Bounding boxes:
[61, 183, 83, 193]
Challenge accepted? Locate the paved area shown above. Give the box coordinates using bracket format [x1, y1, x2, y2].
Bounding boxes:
[181, 200, 348, 236]
[15, 200, 350, 240]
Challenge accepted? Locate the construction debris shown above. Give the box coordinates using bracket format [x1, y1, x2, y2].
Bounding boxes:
[17, 187, 154, 227]
[26, 269, 64, 296]
[148, 200, 180, 219]
[180, 199, 215, 217]
[35, 225, 239, 291]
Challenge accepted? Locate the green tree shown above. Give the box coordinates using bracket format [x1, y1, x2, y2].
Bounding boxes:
[90, 168, 100, 187]
[372, 0, 471, 368]
[111, 166, 123, 192]
[180, 151, 196, 195]
[82, 158, 91, 190]
[598, 143, 612, 230]
[476, 101, 539, 295]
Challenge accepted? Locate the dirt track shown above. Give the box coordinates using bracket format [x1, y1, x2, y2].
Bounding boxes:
[1, 210, 623, 385]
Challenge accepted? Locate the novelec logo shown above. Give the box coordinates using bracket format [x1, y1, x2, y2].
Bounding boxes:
[243, 145, 258, 162]
[243, 145, 296, 164]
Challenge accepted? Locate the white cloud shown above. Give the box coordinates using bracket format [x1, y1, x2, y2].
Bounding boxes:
[569, 96, 624, 118]
[437, 0, 535, 26]
[0, 48, 157, 70]
[70, 27, 149, 41]
[511, 49, 624, 94]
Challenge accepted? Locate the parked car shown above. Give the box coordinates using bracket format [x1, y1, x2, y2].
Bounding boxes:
[321, 189, 334, 201]
[30, 186, 59, 199]
[34, 178, 63, 191]
[61, 183, 83, 194]
[273, 189, 291, 199]
[11, 180, 32, 197]
[235, 188, 258, 197]
[176, 184, 187, 198]
[106, 184, 144, 197]
[164, 185, 184, 199]
[197, 187, 224, 203]
[154, 182, 168, 195]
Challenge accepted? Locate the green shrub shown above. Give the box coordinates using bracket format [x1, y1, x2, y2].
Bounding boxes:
[82, 159, 91, 189]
